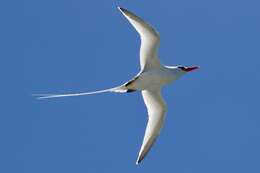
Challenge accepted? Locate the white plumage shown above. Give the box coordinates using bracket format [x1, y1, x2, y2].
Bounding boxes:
[35, 7, 198, 165]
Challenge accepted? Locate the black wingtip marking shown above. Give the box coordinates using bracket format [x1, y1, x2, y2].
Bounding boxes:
[136, 155, 144, 165]
[118, 7, 126, 12]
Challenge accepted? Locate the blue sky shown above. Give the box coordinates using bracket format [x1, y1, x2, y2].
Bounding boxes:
[1, 0, 260, 172]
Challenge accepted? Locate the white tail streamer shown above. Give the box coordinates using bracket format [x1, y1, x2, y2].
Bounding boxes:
[33, 85, 127, 100]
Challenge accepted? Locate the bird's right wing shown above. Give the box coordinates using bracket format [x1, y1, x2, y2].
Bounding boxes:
[118, 7, 161, 72]
[137, 89, 167, 164]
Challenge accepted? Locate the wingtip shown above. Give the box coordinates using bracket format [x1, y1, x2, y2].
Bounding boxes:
[117, 6, 126, 13]
[135, 160, 140, 165]
[135, 155, 143, 165]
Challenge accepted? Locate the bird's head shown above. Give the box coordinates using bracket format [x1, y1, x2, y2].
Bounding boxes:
[167, 65, 199, 79]
[177, 66, 199, 73]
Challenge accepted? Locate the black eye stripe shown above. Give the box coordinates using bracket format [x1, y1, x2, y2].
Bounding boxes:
[178, 66, 186, 70]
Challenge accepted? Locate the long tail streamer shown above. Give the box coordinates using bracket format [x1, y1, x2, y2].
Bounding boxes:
[33, 85, 127, 100]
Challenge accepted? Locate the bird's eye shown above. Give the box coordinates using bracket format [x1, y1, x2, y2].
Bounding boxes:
[178, 66, 186, 70]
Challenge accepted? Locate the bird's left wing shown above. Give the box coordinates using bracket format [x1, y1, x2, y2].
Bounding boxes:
[118, 7, 161, 72]
[137, 89, 167, 164]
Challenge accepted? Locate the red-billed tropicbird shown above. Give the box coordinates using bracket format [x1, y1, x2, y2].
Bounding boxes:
[35, 7, 198, 164]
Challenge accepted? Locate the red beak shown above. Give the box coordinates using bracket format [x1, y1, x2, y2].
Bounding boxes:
[183, 66, 199, 72]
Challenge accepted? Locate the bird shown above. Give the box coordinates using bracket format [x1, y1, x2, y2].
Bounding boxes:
[35, 7, 198, 164]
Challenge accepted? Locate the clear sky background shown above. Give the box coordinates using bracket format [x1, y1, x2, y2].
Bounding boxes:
[1, 0, 260, 172]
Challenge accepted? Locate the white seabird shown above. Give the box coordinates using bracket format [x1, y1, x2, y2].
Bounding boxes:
[35, 7, 198, 165]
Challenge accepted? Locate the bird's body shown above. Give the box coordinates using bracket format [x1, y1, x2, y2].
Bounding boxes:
[125, 67, 178, 91]
[35, 7, 198, 165]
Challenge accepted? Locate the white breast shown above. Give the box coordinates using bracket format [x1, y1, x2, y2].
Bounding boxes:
[133, 69, 174, 90]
